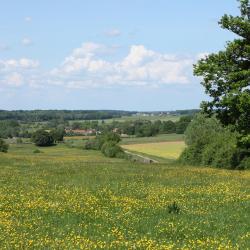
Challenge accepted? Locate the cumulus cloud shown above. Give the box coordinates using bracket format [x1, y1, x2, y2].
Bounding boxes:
[50, 43, 194, 88]
[0, 43, 205, 90]
[21, 37, 33, 46]
[105, 29, 121, 37]
[0, 58, 40, 87]
[4, 73, 23, 87]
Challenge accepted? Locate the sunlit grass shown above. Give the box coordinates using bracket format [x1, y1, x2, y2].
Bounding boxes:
[0, 144, 249, 249]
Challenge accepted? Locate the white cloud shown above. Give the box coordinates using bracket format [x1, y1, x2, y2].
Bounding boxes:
[50, 43, 194, 89]
[0, 43, 205, 90]
[19, 58, 39, 68]
[4, 73, 23, 87]
[0, 58, 39, 71]
[0, 58, 40, 88]
[105, 29, 121, 37]
[21, 37, 33, 46]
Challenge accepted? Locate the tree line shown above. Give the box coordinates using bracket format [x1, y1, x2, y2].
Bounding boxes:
[0, 110, 135, 122]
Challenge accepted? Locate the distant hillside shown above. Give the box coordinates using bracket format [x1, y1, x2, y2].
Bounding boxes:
[0, 109, 200, 122]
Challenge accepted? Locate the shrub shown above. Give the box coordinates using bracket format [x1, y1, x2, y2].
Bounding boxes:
[179, 145, 203, 166]
[201, 130, 238, 168]
[101, 141, 125, 158]
[85, 132, 125, 159]
[179, 114, 242, 169]
[0, 138, 9, 153]
[50, 127, 65, 142]
[85, 132, 121, 151]
[237, 157, 250, 170]
[31, 130, 54, 147]
[33, 149, 42, 154]
[184, 114, 223, 147]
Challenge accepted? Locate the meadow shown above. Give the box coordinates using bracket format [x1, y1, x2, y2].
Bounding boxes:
[0, 143, 249, 249]
[121, 141, 186, 160]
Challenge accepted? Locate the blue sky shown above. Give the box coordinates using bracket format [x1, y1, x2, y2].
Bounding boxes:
[0, 0, 239, 111]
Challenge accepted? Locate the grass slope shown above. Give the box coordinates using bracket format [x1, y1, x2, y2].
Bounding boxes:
[0, 144, 249, 249]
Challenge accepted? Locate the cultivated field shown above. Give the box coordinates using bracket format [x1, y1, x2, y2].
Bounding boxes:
[122, 141, 186, 160]
[120, 133, 184, 145]
[0, 144, 249, 249]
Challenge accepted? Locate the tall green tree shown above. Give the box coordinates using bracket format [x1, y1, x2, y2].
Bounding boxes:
[194, 0, 250, 136]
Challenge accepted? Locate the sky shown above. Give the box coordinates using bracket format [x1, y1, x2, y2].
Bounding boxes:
[0, 0, 239, 111]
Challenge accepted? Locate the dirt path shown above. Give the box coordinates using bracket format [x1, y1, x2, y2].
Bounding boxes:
[124, 150, 159, 163]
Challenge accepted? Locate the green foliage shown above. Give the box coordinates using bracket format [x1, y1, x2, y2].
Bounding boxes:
[31, 130, 54, 147]
[50, 127, 65, 142]
[0, 120, 20, 138]
[160, 120, 176, 133]
[0, 138, 9, 153]
[179, 114, 243, 169]
[179, 145, 203, 166]
[85, 132, 125, 158]
[237, 157, 250, 169]
[194, 0, 250, 135]
[184, 114, 223, 147]
[201, 130, 238, 168]
[101, 141, 125, 158]
[33, 149, 43, 154]
[175, 116, 193, 134]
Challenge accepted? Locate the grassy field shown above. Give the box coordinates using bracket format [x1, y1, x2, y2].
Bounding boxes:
[0, 143, 249, 249]
[120, 133, 184, 145]
[122, 141, 186, 160]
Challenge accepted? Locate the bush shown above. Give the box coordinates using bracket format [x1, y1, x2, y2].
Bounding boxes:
[85, 132, 121, 151]
[31, 130, 54, 147]
[33, 149, 42, 154]
[201, 130, 238, 168]
[85, 132, 125, 159]
[50, 127, 65, 142]
[0, 139, 9, 153]
[179, 145, 203, 166]
[237, 157, 250, 170]
[179, 114, 242, 169]
[101, 141, 125, 158]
